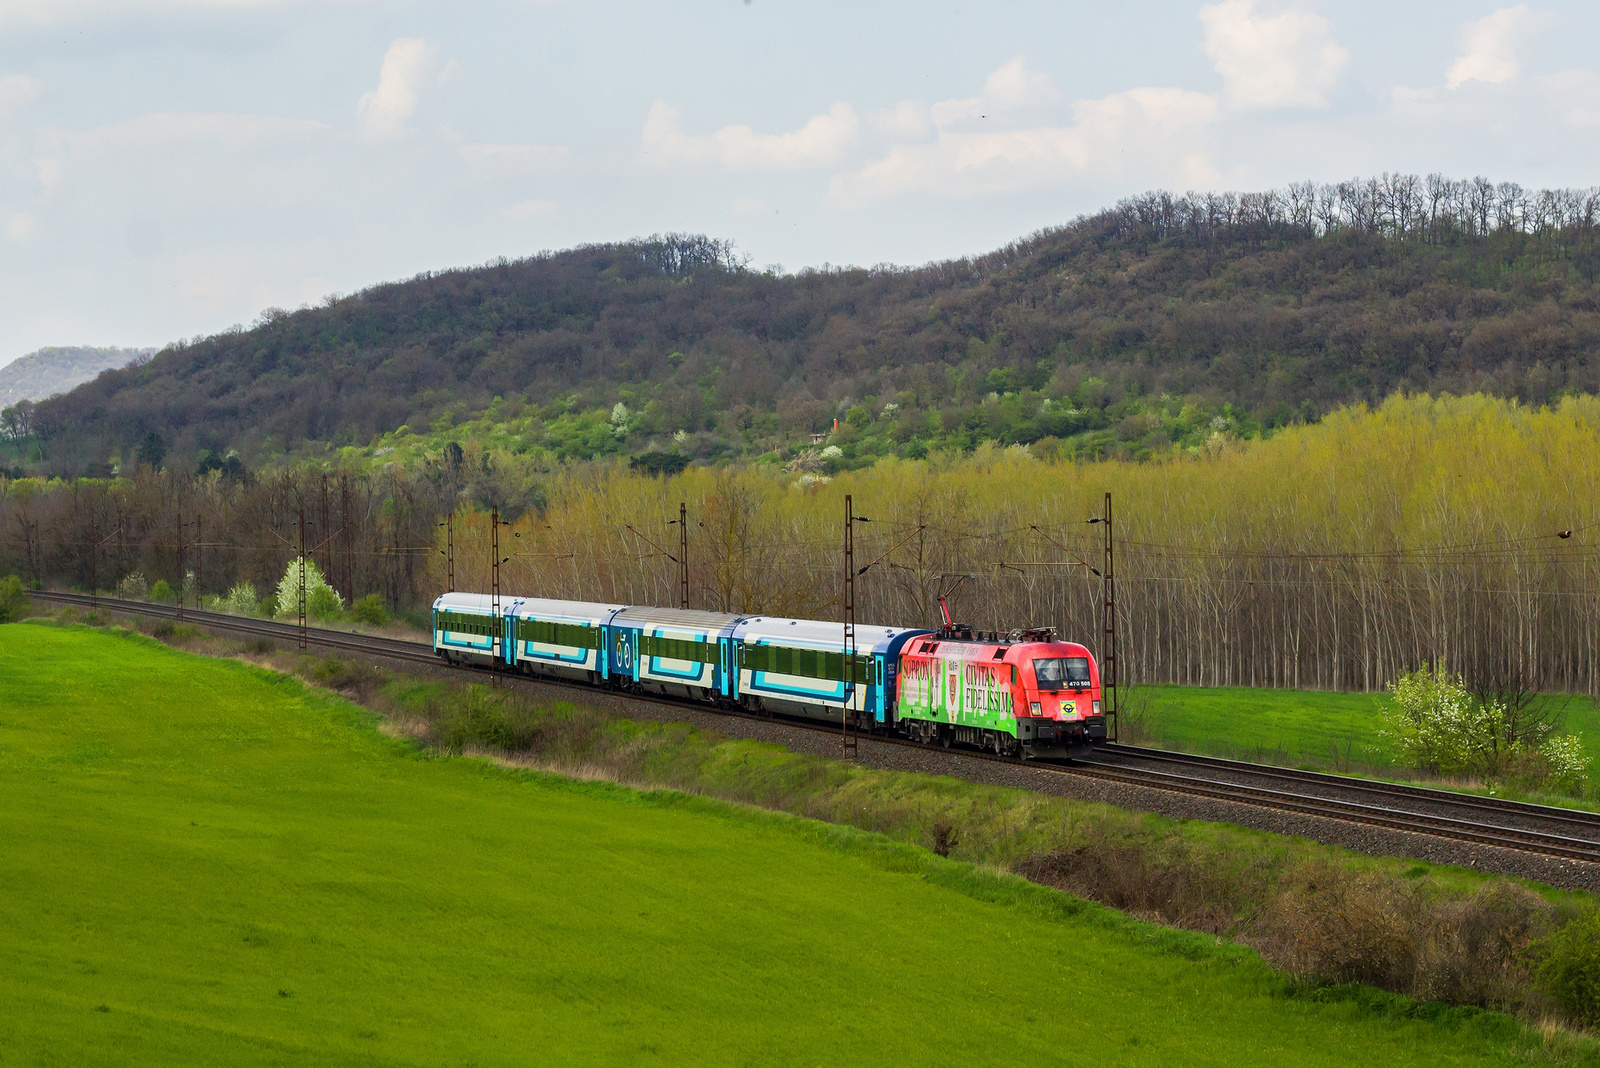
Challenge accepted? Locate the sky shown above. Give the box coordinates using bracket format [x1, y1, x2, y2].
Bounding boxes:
[3, 0, 1600, 367]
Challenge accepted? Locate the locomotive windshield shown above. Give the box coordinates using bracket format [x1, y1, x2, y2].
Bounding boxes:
[1033, 657, 1091, 690]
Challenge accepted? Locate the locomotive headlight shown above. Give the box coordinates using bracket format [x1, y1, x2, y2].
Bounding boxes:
[1092, 700, 1101, 715]
[1029, 702, 1041, 716]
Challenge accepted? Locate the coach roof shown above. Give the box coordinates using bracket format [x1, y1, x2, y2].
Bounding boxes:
[509, 596, 626, 621]
[610, 605, 743, 632]
[736, 616, 930, 655]
[433, 592, 505, 614]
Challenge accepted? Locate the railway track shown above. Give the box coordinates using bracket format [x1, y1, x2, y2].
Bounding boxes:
[1091, 743, 1600, 837]
[31, 589, 1600, 866]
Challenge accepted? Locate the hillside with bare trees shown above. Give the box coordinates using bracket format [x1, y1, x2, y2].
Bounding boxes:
[18, 174, 1600, 477]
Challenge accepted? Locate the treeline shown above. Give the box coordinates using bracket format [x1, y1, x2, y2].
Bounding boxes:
[434, 394, 1600, 696]
[7, 394, 1599, 696]
[0, 465, 450, 625]
[1105, 173, 1600, 246]
[20, 174, 1600, 475]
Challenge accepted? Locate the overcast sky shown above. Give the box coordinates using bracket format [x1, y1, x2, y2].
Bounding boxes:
[3, 0, 1600, 367]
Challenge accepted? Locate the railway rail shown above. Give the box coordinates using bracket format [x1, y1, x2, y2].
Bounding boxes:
[30, 589, 1600, 866]
[1091, 744, 1600, 837]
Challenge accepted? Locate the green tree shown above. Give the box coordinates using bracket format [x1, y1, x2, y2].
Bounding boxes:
[0, 575, 32, 622]
[1383, 662, 1516, 778]
[222, 582, 258, 616]
[308, 585, 343, 621]
[135, 431, 166, 469]
[349, 593, 388, 625]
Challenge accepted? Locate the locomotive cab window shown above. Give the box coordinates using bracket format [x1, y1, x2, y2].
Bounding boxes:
[1032, 657, 1091, 690]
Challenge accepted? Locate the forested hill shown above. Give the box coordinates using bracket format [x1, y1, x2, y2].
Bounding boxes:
[27, 175, 1600, 474]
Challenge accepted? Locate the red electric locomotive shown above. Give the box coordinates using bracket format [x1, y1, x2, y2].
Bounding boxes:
[894, 604, 1106, 759]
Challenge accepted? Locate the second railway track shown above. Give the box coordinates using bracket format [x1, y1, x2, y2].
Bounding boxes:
[31, 589, 1600, 867]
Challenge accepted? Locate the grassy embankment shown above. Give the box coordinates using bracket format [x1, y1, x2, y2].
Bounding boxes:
[1, 622, 1587, 1066]
[1126, 685, 1600, 796]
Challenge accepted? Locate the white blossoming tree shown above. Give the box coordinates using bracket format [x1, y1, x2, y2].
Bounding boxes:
[273, 558, 344, 621]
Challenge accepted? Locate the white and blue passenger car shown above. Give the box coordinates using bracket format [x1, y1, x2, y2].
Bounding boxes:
[606, 606, 741, 701]
[731, 616, 929, 724]
[432, 592, 517, 667]
[431, 594, 928, 724]
[505, 596, 626, 684]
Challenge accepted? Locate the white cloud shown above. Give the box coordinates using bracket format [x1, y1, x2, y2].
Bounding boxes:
[641, 99, 859, 170]
[1445, 6, 1551, 90]
[981, 56, 1061, 111]
[357, 38, 438, 139]
[1388, 64, 1600, 134]
[834, 83, 1217, 203]
[871, 100, 935, 140]
[6, 213, 35, 240]
[1199, 0, 1349, 109]
[930, 57, 1061, 126]
[0, 73, 42, 116]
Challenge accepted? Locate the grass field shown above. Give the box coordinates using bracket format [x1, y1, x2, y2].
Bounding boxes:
[1130, 684, 1600, 779]
[0, 624, 1577, 1066]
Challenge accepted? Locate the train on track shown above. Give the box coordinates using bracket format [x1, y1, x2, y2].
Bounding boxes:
[432, 592, 1107, 759]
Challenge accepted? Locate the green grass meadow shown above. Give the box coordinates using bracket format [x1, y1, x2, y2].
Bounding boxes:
[0, 624, 1571, 1065]
[1131, 684, 1600, 778]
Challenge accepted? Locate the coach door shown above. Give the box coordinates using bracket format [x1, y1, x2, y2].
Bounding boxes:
[719, 637, 734, 697]
[613, 629, 638, 681]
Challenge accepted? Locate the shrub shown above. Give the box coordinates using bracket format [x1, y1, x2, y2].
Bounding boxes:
[1250, 862, 1552, 1006]
[1540, 734, 1592, 797]
[1018, 827, 1276, 935]
[115, 572, 149, 600]
[1412, 880, 1550, 1007]
[259, 593, 278, 619]
[307, 584, 343, 621]
[1530, 910, 1600, 1028]
[149, 579, 173, 602]
[349, 593, 388, 625]
[222, 582, 259, 616]
[431, 688, 543, 754]
[272, 558, 342, 621]
[0, 574, 32, 622]
[1383, 662, 1516, 777]
[309, 658, 383, 700]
